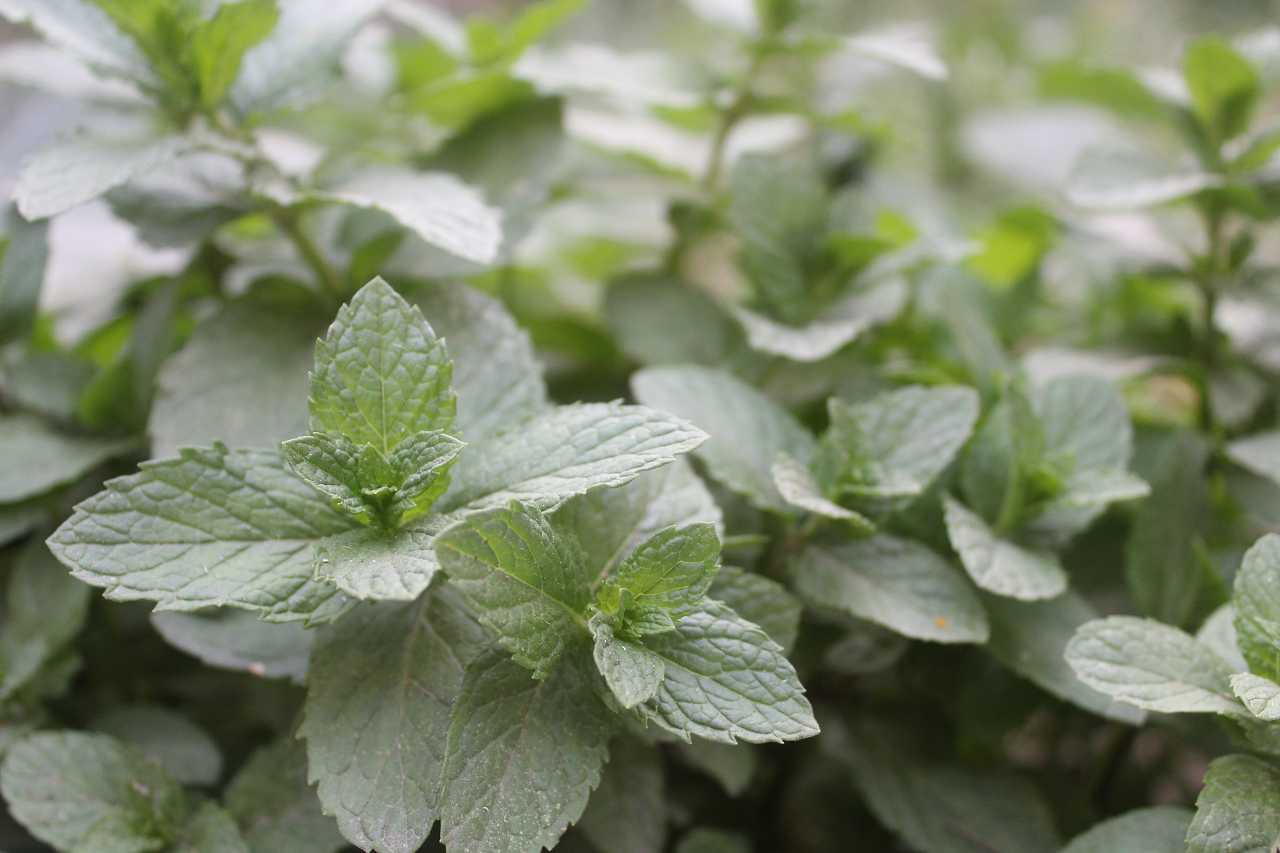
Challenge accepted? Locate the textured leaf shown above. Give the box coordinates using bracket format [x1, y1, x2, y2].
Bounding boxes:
[578, 735, 665, 853]
[150, 609, 311, 682]
[1037, 375, 1134, 470]
[1059, 806, 1193, 853]
[792, 536, 989, 644]
[0, 414, 134, 504]
[439, 648, 615, 853]
[90, 706, 221, 787]
[48, 444, 357, 623]
[1186, 754, 1280, 853]
[1066, 616, 1245, 715]
[0, 540, 90, 702]
[1, 731, 184, 853]
[1231, 672, 1280, 720]
[318, 170, 502, 265]
[635, 601, 818, 744]
[1066, 147, 1221, 210]
[707, 566, 801, 655]
[188, 0, 278, 107]
[435, 501, 589, 677]
[175, 803, 250, 853]
[1234, 534, 1280, 680]
[441, 402, 707, 513]
[942, 496, 1066, 600]
[301, 589, 485, 853]
[770, 453, 871, 529]
[310, 278, 455, 453]
[1197, 604, 1249, 673]
[223, 736, 347, 853]
[632, 366, 815, 512]
[598, 523, 719, 619]
[280, 433, 367, 516]
[591, 615, 665, 708]
[314, 520, 443, 601]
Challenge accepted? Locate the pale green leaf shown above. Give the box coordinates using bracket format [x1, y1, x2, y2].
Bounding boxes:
[843, 27, 948, 80]
[90, 706, 221, 787]
[224, 736, 348, 853]
[707, 565, 801, 655]
[0, 731, 184, 853]
[47, 444, 357, 624]
[591, 615, 665, 709]
[605, 275, 730, 368]
[439, 648, 615, 853]
[792, 536, 988, 644]
[733, 307, 869, 362]
[1066, 147, 1221, 210]
[1186, 754, 1280, 853]
[1233, 533, 1280, 680]
[0, 0, 155, 87]
[150, 608, 311, 682]
[313, 520, 443, 601]
[0, 414, 134, 504]
[1059, 806, 1193, 853]
[770, 453, 872, 530]
[942, 496, 1066, 600]
[1046, 467, 1149, 507]
[0, 540, 90, 702]
[174, 803, 250, 853]
[1228, 430, 1280, 488]
[635, 601, 818, 744]
[1065, 615, 1246, 715]
[1197, 604, 1249, 673]
[578, 735, 665, 853]
[280, 433, 366, 516]
[301, 589, 485, 853]
[598, 523, 719, 619]
[1037, 375, 1134, 470]
[631, 365, 815, 512]
[0, 211, 48, 345]
[188, 0, 278, 107]
[1231, 672, 1280, 720]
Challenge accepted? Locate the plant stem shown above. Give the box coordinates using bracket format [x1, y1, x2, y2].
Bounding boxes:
[270, 206, 347, 307]
[1194, 209, 1226, 434]
[702, 44, 769, 191]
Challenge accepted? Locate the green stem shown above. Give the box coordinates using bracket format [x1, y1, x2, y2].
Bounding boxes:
[1194, 209, 1226, 434]
[701, 44, 769, 191]
[270, 206, 347, 307]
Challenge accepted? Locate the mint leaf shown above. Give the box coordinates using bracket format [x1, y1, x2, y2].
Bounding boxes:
[578, 735, 665, 853]
[310, 277, 455, 453]
[187, 0, 278, 107]
[792, 536, 989, 644]
[0, 0, 155, 88]
[942, 495, 1067, 600]
[48, 444, 357, 623]
[676, 739, 756, 797]
[708, 566, 801, 654]
[771, 452, 872, 531]
[590, 615, 665, 708]
[150, 609, 311, 682]
[0, 540, 91, 702]
[0, 414, 134, 503]
[1, 731, 185, 853]
[435, 501, 589, 677]
[440, 647, 615, 853]
[1037, 375, 1134, 471]
[1066, 615, 1245, 715]
[635, 601, 818, 744]
[1066, 147, 1221, 210]
[224, 736, 348, 853]
[1227, 429, 1280, 488]
[280, 433, 367, 516]
[598, 523, 719, 619]
[175, 803, 250, 853]
[314, 520, 443, 601]
[1045, 467, 1149, 508]
[1060, 806, 1193, 853]
[1230, 672, 1280, 720]
[90, 706, 221, 787]
[733, 307, 869, 362]
[390, 430, 466, 510]
[631, 365, 815, 512]
[1197, 604, 1249, 673]
[1233, 533, 1280, 679]
[301, 588, 485, 853]
[1183, 37, 1259, 142]
[441, 402, 707, 513]
[1186, 754, 1280, 853]
[0, 210, 47, 345]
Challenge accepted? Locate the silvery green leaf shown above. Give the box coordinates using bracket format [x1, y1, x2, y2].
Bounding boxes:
[598, 523, 719, 619]
[1197, 604, 1249, 673]
[1044, 467, 1149, 508]
[390, 430, 466, 507]
[843, 25, 948, 80]
[150, 609, 312, 682]
[0, 0, 155, 87]
[175, 802, 251, 853]
[734, 307, 869, 362]
[1186, 754, 1280, 853]
[605, 275, 731, 368]
[0, 414, 135, 504]
[1231, 672, 1280, 720]
[89, 706, 222, 787]
[591, 616, 665, 709]
[314, 520, 443, 601]
[442, 402, 707, 513]
[0, 41, 144, 104]
[708, 566, 801, 655]
[792, 536, 988, 644]
[632, 365, 815, 512]
[1228, 429, 1280, 488]
[771, 453, 872, 531]
[984, 592, 1147, 724]
[0, 540, 90, 702]
[188, 0, 279, 107]
[1065, 615, 1246, 715]
[48, 444, 358, 624]
[0, 209, 47, 345]
[1066, 147, 1222, 210]
[1233, 534, 1280, 679]
[301, 589, 485, 853]
[635, 601, 818, 744]
[440, 647, 615, 853]
[224, 736, 348, 853]
[1059, 806, 1193, 853]
[317, 169, 501, 265]
[281, 433, 366, 515]
[942, 496, 1067, 600]
[578, 735, 665, 853]
[1036, 375, 1134, 470]
[435, 501, 589, 678]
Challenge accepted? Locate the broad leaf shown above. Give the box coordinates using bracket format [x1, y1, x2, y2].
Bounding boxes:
[0, 414, 134, 504]
[1184, 37, 1259, 141]
[1037, 375, 1134, 470]
[0, 540, 91, 702]
[150, 608, 311, 682]
[578, 735, 665, 853]
[439, 648, 615, 853]
[90, 706, 221, 787]
[1231, 672, 1280, 720]
[707, 566, 801, 655]
[1186, 755, 1280, 853]
[224, 736, 348, 853]
[771, 453, 872, 530]
[635, 601, 818, 744]
[1059, 806, 1193, 853]
[733, 308, 869, 362]
[175, 803, 250, 853]
[0, 0, 155, 88]
[301, 589, 485, 853]
[598, 523, 720, 619]
[1066, 616, 1245, 715]
[188, 0, 278, 106]
[1234, 534, 1280, 680]
[591, 615, 665, 708]
[792, 536, 989, 644]
[435, 501, 590, 677]
[314, 520, 443, 601]
[1066, 147, 1221, 210]
[942, 496, 1067, 600]
[631, 365, 816, 512]
[48, 444, 357, 623]
[1227, 429, 1280, 488]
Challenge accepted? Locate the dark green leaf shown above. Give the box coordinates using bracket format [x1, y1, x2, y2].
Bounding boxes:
[1186, 754, 1280, 853]
[188, 0, 278, 107]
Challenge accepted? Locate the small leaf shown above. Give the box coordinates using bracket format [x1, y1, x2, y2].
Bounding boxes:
[439, 648, 615, 853]
[435, 501, 589, 677]
[1059, 806, 1193, 853]
[150, 609, 311, 682]
[1065, 615, 1246, 715]
[187, 0, 278, 107]
[389, 430, 466, 510]
[90, 706, 221, 787]
[0, 414, 134, 504]
[281, 433, 367, 516]
[733, 308, 869, 362]
[1186, 754, 1280, 853]
[707, 565, 801, 654]
[1231, 672, 1280, 720]
[174, 802, 250, 853]
[590, 615, 665, 709]
[1046, 467, 1149, 507]
[598, 522, 720, 619]
[578, 735, 665, 853]
[1184, 36, 1260, 142]
[942, 495, 1067, 600]
[770, 453, 872, 530]
[314, 520, 443, 601]
[1233, 534, 1280, 680]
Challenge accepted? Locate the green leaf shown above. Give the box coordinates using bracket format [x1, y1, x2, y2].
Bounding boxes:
[187, 0, 277, 107]
[317, 170, 502, 265]
[441, 401, 707, 513]
[1046, 467, 1149, 507]
[280, 433, 367, 515]
[314, 520, 444, 601]
[301, 588, 485, 853]
[675, 828, 751, 853]
[48, 444, 357, 624]
[1038, 375, 1134, 470]
[1061, 806, 1194, 853]
[174, 803, 250, 853]
[733, 308, 869, 363]
[1230, 672, 1280, 720]
[707, 565, 801, 655]
[605, 275, 731, 368]
[0, 210, 48, 345]
[1065, 615, 1245, 715]
[771, 453, 872, 530]
[1233, 533, 1280, 680]
[942, 496, 1066, 600]
[436, 501, 588, 677]
[224, 736, 348, 853]
[578, 735, 665, 853]
[1227, 429, 1280, 487]
[0, 540, 91, 702]
[675, 738, 756, 797]
[1066, 147, 1221, 210]
[590, 614, 665, 708]
[1, 731, 185, 853]
[984, 591, 1147, 724]
[0, 414, 134, 504]
[150, 609, 311, 682]
[631, 365, 815, 512]
[1184, 37, 1260, 142]
[0, 0, 155, 89]
[1186, 754, 1280, 853]
[792, 536, 989, 644]
[439, 647, 615, 853]
[310, 277, 456, 453]
[1197, 604, 1249, 673]
[90, 706, 221, 787]
[598, 523, 719, 619]
[635, 600, 818, 744]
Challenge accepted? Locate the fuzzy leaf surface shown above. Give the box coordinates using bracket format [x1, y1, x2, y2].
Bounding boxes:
[708, 566, 801, 654]
[1186, 754, 1280, 853]
[598, 522, 719, 618]
[314, 520, 444, 601]
[591, 616, 665, 708]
